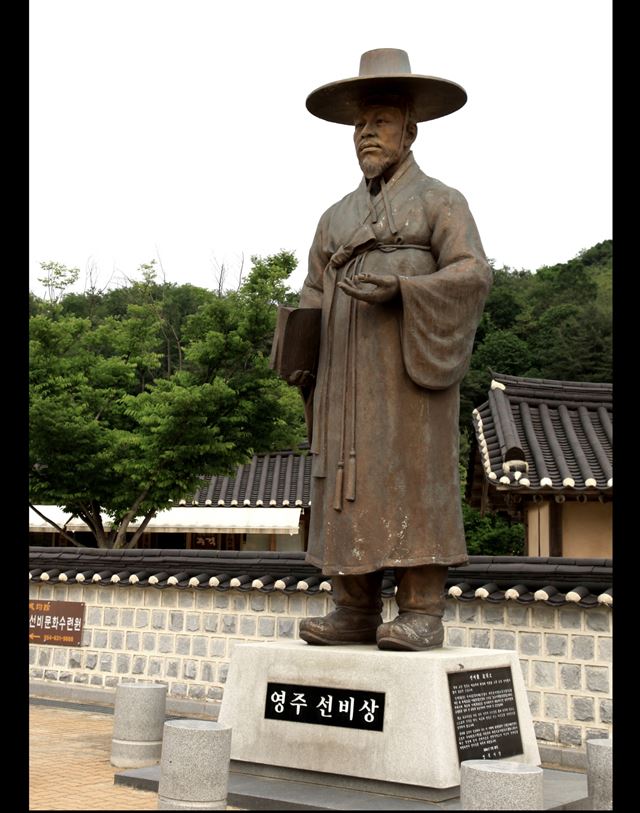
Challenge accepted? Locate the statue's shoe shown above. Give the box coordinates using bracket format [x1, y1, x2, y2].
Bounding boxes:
[376, 612, 444, 651]
[299, 607, 382, 645]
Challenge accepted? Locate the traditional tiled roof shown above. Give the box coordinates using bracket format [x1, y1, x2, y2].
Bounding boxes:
[181, 451, 312, 507]
[470, 373, 612, 496]
[28, 548, 612, 607]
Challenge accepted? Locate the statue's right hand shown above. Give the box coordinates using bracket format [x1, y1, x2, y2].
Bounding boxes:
[288, 370, 315, 387]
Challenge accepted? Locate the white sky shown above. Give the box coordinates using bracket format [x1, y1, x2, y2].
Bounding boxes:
[29, 0, 612, 297]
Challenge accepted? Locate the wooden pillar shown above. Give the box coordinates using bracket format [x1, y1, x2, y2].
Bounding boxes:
[549, 499, 563, 557]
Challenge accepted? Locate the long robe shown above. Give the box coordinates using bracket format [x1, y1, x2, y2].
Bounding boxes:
[299, 152, 492, 575]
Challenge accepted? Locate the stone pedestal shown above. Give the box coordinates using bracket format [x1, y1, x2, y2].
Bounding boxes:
[157, 719, 232, 810]
[218, 641, 540, 790]
[460, 760, 544, 809]
[110, 682, 167, 768]
[587, 738, 612, 810]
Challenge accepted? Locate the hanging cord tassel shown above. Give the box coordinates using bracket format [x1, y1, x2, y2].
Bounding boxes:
[345, 295, 358, 502]
[334, 263, 357, 511]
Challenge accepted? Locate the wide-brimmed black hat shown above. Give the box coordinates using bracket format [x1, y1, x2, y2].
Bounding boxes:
[306, 48, 467, 125]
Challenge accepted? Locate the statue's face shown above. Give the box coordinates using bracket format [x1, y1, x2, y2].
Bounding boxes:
[353, 105, 411, 180]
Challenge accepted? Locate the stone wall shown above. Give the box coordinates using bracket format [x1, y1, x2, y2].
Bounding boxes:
[28, 580, 611, 768]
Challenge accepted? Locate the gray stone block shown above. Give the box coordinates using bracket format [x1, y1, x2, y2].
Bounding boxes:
[162, 590, 178, 607]
[544, 693, 567, 719]
[93, 630, 108, 648]
[152, 610, 167, 629]
[143, 633, 156, 652]
[532, 661, 556, 687]
[258, 617, 276, 637]
[116, 654, 131, 674]
[571, 635, 595, 660]
[195, 591, 212, 610]
[149, 658, 163, 677]
[204, 613, 219, 632]
[531, 604, 556, 629]
[171, 682, 188, 698]
[183, 660, 197, 680]
[306, 595, 329, 616]
[53, 648, 67, 666]
[559, 607, 582, 630]
[158, 719, 232, 809]
[506, 604, 529, 626]
[207, 686, 223, 701]
[482, 604, 505, 624]
[200, 663, 215, 683]
[176, 636, 190, 655]
[121, 608, 134, 627]
[59, 671, 73, 681]
[192, 637, 208, 657]
[218, 663, 229, 683]
[249, 593, 267, 612]
[144, 589, 162, 607]
[186, 613, 200, 631]
[526, 691, 540, 715]
[545, 634, 568, 657]
[240, 616, 257, 636]
[166, 660, 179, 678]
[110, 631, 124, 650]
[30, 667, 44, 679]
[222, 615, 237, 634]
[494, 630, 516, 650]
[105, 676, 119, 687]
[157, 634, 173, 654]
[214, 593, 229, 609]
[44, 669, 58, 680]
[231, 594, 247, 611]
[519, 632, 541, 655]
[169, 612, 184, 632]
[442, 602, 456, 622]
[558, 724, 582, 747]
[446, 627, 466, 647]
[560, 663, 582, 690]
[209, 638, 226, 657]
[178, 592, 194, 609]
[104, 607, 119, 626]
[126, 632, 140, 651]
[585, 609, 610, 633]
[99, 653, 113, 672]
[38, 647, 51, 666]
[135, 609, 150, 628]
[90, 675, 103, 686]
[585, 666, 609, 693]
[587, 738, 612, 810]
[188, 685, 206, 700]
[269, 593, 287, 614]
[572, 696, 595, 721]
[277, 617, 295, 638]
[40, 585, 53, 599]
[460, 760, 543, 810]
[599, 699, 612, 725]
[81, 629, 92, 646]
[598, 638, 612, 662]
[469, 627, 489, 648]
[69, 650, 82, 669]
[534, 721, 555, 741]
[458, 603, 478, 623]
[87, 607, 102, 625]
[111, 682, 168, 768]
[132, 656, 146, 675]
[288, 594, 305, 616]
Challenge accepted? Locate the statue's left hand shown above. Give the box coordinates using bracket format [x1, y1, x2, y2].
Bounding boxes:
[337, 273, 400, 303]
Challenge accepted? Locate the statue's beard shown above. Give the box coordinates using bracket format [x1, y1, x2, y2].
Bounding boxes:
[358, 148, 401, 180]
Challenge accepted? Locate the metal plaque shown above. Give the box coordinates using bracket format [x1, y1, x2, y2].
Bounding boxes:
[448, 666, 523, 761]
[28, 600, 85, 646]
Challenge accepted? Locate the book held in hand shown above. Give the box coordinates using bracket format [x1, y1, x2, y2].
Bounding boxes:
[269, 307, 322, 381]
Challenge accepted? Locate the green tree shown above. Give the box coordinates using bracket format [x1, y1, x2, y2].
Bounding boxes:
[29, 253, 306, 548]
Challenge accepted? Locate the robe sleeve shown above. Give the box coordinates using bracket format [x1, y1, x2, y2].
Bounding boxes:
[398, 187, 492, 390]
[299, 213, 330, 308]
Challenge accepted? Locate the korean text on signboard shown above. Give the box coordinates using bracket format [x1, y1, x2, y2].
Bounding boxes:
[28, 600, 85, 647]
[265, 682, 385, 731]
[448, 666, 523, 761]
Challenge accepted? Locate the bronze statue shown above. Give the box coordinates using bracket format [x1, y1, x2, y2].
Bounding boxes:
[287, 49, 492, 651]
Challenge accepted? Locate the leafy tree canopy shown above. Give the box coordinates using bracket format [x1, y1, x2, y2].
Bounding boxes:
[30, 252, 306, 548]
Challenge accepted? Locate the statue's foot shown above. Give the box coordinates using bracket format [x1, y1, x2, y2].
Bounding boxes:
[376, 612, 444, 651]
[299, 607, 382, 645]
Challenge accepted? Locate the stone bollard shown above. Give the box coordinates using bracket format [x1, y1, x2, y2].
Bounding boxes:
[460, 760, 544, 810]
[157, 719, 232, 810]
[587, 738, 612, 810]
[110, 682, 168, 768]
